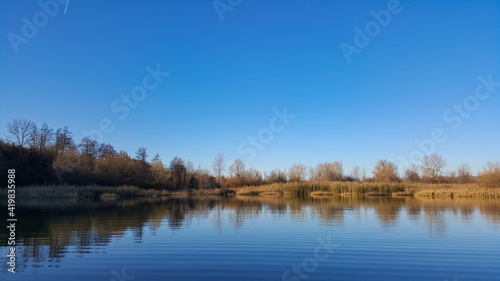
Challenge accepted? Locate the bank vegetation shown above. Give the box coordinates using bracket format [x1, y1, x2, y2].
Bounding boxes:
[1, 119, 499, 199]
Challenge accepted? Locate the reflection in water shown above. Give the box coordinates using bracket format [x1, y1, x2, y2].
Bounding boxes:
[1, 196, 500, 274]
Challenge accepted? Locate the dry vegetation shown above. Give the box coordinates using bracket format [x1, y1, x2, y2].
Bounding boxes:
[1, 185, 170, 199]
[2, 119, 499, 200]
[2, 181, 500, 200]
[0, 185, 239, 199]
[233, 181, 500, 198]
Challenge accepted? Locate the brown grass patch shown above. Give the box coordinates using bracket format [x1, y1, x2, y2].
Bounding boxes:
[4, 185, 170, 199]
[365, 192, 390, 197]
[392, 192, 413, 197]
[310, 191, 335, 197]
[339, 192, 356, 197]
[259, 191, 283, 196]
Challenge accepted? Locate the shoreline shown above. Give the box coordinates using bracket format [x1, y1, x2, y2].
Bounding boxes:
[1, 182, 499, 199]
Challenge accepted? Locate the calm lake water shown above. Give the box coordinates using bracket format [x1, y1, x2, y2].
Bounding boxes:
[1, 196, 500, 281]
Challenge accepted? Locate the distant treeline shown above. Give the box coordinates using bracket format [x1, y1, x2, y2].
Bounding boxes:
[1, 119, 499, 189]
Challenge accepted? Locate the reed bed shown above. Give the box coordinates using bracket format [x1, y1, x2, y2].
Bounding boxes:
[172, 188, 236, 197]
[2, 184, 170, 199]
[234, 182, 500, 198]
[235, 182, 406, 197]
[4, 182, 500, 199]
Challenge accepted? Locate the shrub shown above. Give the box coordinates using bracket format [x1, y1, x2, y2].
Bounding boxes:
[478, 162, 500, 188]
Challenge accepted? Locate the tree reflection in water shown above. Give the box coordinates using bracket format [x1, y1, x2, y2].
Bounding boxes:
[1, 196, 499, 273]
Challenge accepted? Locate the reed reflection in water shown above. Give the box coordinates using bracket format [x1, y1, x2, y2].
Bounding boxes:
[1, 196, 499, 281]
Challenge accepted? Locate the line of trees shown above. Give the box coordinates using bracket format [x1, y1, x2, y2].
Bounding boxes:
[1, 119, 499, 189]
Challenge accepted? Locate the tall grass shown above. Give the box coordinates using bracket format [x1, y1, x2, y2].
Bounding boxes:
[0, 185, 169, 199]
[3, 182, 500, 199]
[234, 181, 500, 198]
[0, 185, 237, 199]
[237, 182, 405, 196]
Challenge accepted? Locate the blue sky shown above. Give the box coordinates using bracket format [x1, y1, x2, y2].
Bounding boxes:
[1, 0, 499, 175]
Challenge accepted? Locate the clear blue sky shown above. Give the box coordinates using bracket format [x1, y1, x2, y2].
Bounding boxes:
[1, 0, 499, 175]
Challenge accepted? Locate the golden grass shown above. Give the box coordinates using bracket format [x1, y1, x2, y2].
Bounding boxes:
[365, 192, 390, 197]
[259, 191, 283, 196]
[3, 184, 170, 199]
[339, 192, 356, 197]
[232, 182, 500, 198]
[171, 188, 236, 197]
[392, 192, 414, 197]
[5, 182, 500, 199]
[310, 191, 335, 197]
[413, 186, 500, 198]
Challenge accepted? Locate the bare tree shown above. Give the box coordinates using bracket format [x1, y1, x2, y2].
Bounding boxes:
[186, 160, 194, 173]
[478, 161, 500, 187]
[29, 123, 54, 154]
[55, 126, 74, 154]
[98, 144, 117, 158]
[309, 166, 316, 181]
[404, 164, 420, 182]
[118, 150, 130, 158]
[28, 123, 54, 154]
[457, 163, 472, 183]
[267, 169, 287, 183]
[150, 154, 168, 187]
[245, 167, 263, 185]
[421, 153, 446, 180]
[78, 136, 100, 172]
[29, 125, 40, 150]
[351, 166, 361, 181]
[288, 164, 307, 182]
[372, 159, 399, 182]
[212, 153, 226, 184]
[6, 118, 36, 160]
[79, 137, 96, 156]
[446, 170, 457, 183]
[6, 118, 35, 148]
[170, 156, 187, 189]
[184, 160, 195, 189]
[311, 161, 343, 181]
[41, 123, 54, 148]
[229, 159, 246, 178]
[152, 153, 161, 164]
[135, 147, 148, 162]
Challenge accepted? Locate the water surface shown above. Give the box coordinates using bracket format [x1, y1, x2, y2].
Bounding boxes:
[1, 196, 500, 280]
